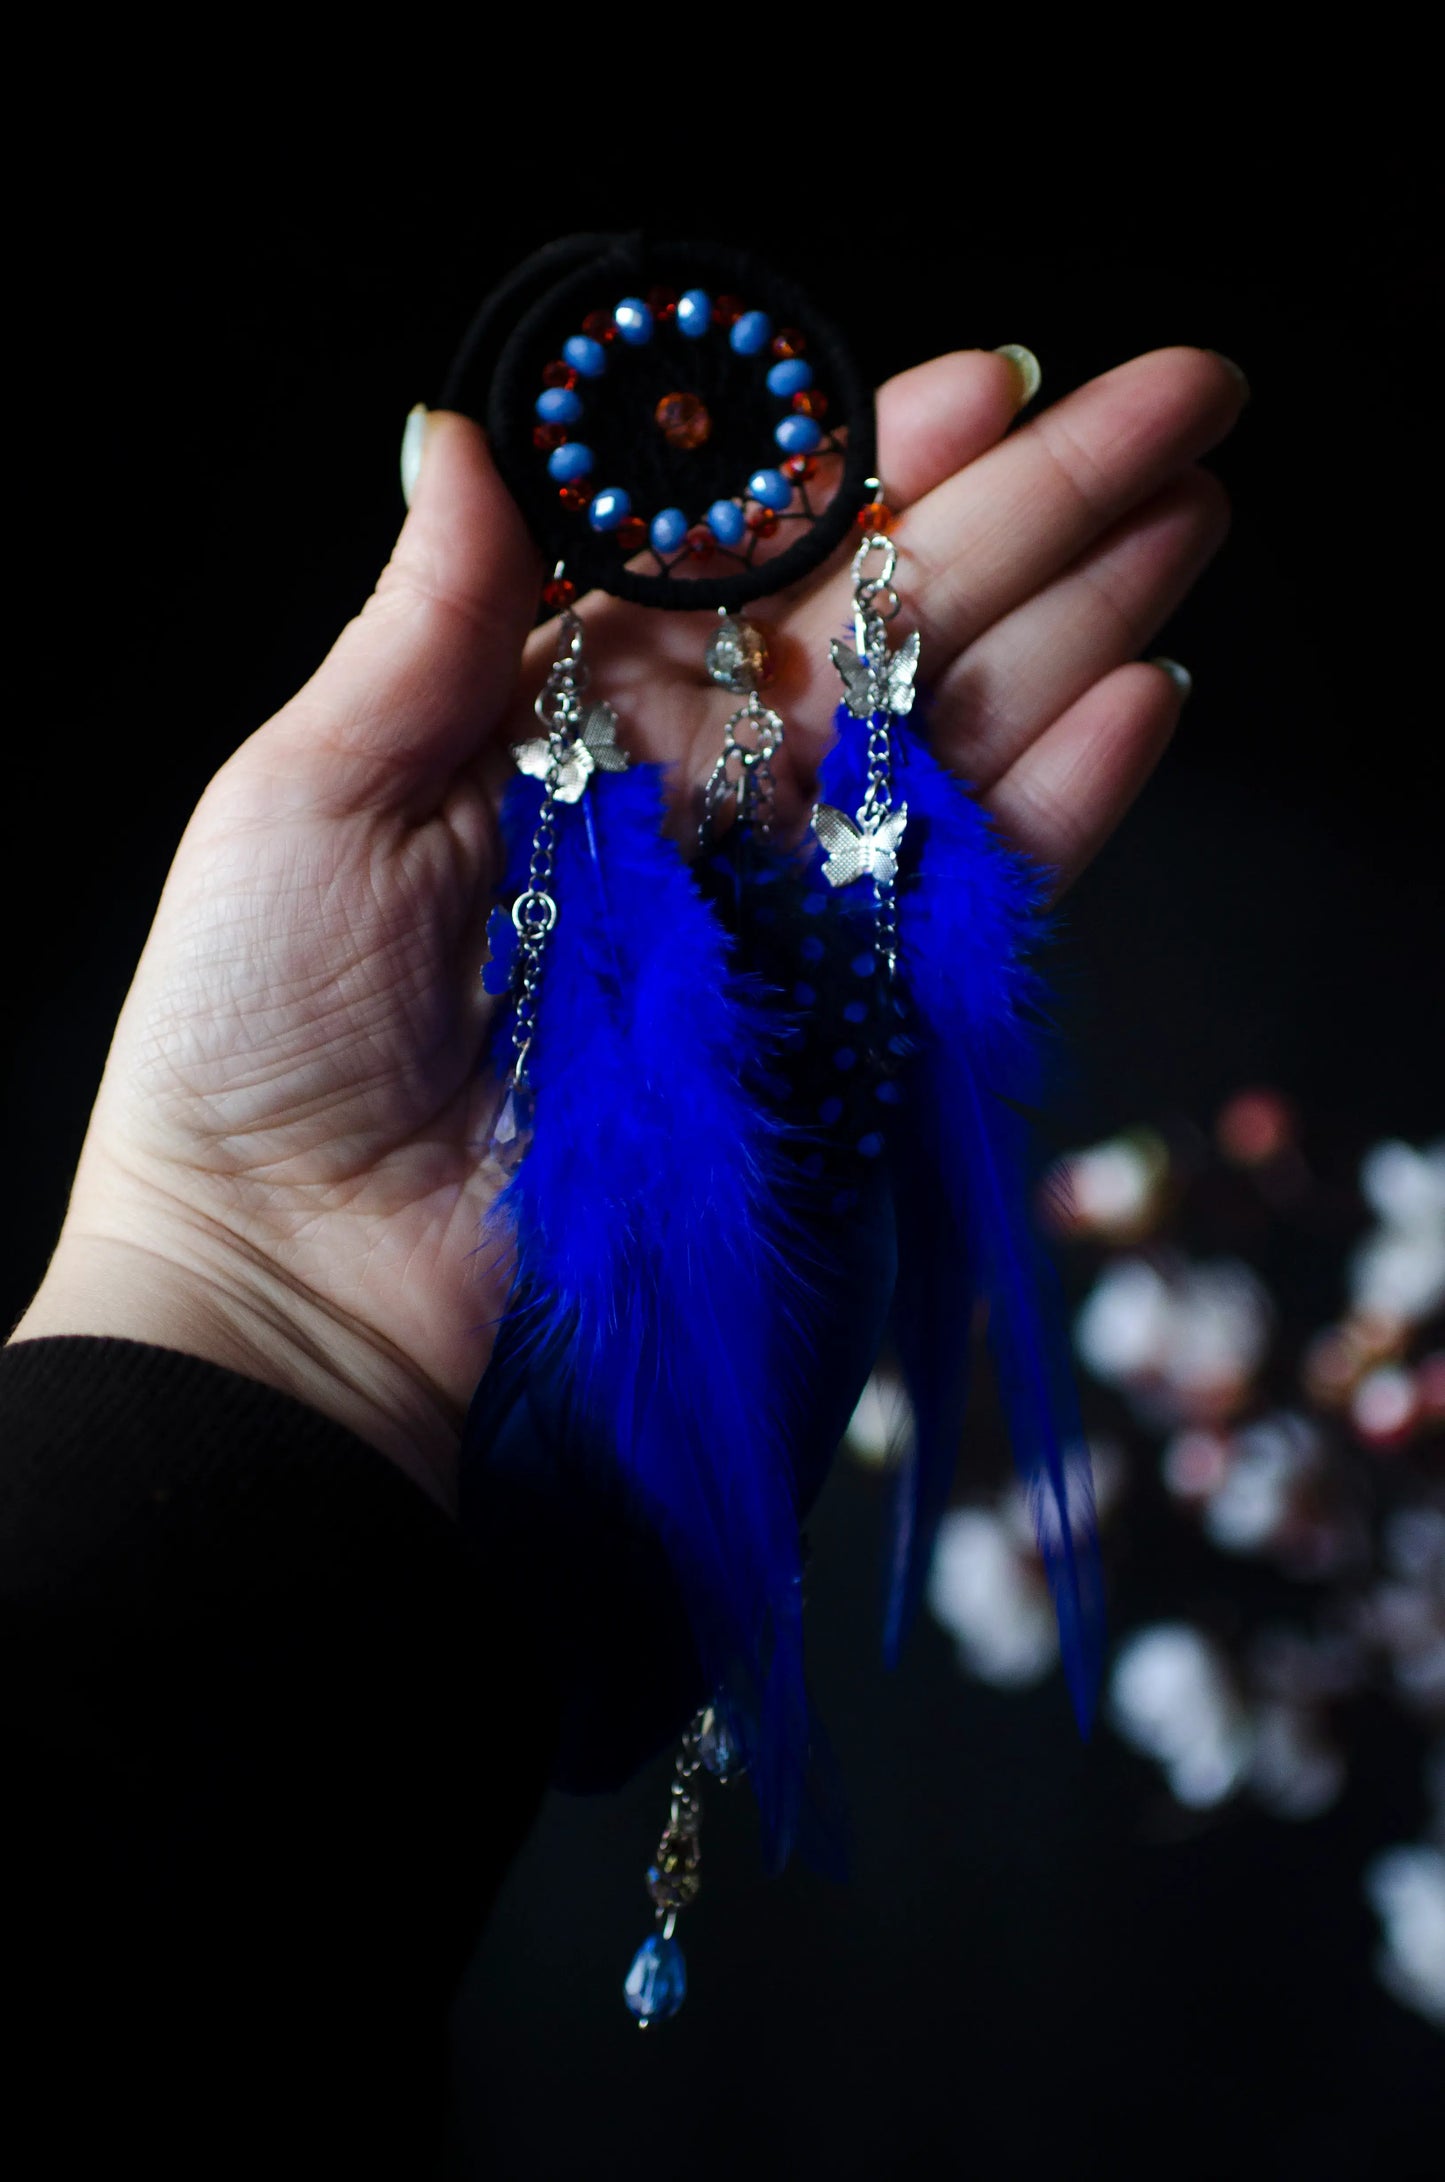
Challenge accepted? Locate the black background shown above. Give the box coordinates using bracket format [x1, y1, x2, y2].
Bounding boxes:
[8, 124, 1442, 2178]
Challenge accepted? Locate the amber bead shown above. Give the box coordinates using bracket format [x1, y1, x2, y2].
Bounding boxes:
[646, 284, 678, 322]
[782, 454, 816, 483]
[533, 423, 568, 452]
[711, 292, 744, 327]
[542, 360, 579, 390]
[581, 308, 618, 344]
[855, 500, 895, 533]
[542, 575, 577, 610]
[684, 525, 715, 560]
[558, 483, 593, 510]
[654, 391, 712, 449]
[772, 328, 806, 359]
[615, 514, 648, 552]
[791, 388, 828, 418]
[745, 505, 780, 537]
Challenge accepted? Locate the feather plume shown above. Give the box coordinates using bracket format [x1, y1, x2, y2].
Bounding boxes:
[461, 764, 819, 1867]
[815, 707, 1106, 1730]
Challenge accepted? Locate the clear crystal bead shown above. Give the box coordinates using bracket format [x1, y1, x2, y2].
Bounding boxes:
[485, 1079, 534, 1175]
[705, 615, 769, 693]
[698, 1705, 745, 1782]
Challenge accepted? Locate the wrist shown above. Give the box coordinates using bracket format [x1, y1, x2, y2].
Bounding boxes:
[10, 1213, 461, 1521]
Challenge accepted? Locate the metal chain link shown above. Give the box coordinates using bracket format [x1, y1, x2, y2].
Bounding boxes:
[510, 609, 587, 1084]
[850, 512, 903, 977]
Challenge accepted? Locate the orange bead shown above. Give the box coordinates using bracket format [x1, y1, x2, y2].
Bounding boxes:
[791, 388, 828, 418]
[745, 505, 779, 536]
[772, 328, 806, 359]
[654, 391, 712, 449]
[684, 525, 715, 560]
[855, 500, 895, 533]
[542, 360, 579, 389]
[558, 483, 593, 510]
[533, 423, 568, 451]
[615, 514, 648, 552]
[712, 293, 744, 326]
[542, 575, 577, 610]
[581, 308, 618, 344]
[782, 454, 816, 483]
[646, 284, 678, 322]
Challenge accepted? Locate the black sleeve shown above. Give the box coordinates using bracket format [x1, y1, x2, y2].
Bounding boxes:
[1, 1336, 558, 2178]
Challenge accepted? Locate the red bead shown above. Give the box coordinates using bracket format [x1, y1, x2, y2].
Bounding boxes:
[791, 388, 828, 418]
[654, 390, 712, 449]
[646, 284, 678, 322]
[533, 423, 568, 451]
[615, 514, 648, 552]
[581, 308, 618, 344]
[745, 505, 780, 536]
[772, 328, 806, 359]
[855, 500, 895, 533]
[684, 525, 715, 561]
[782, 454, 816, 483]
[542, 360, 579, 390]
[712, 293, 745, 327]
[558, 483, 593, 510]
[542, 575, 577, 611]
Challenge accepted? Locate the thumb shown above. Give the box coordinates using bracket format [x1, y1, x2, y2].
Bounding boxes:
[269, 407, 544, 809]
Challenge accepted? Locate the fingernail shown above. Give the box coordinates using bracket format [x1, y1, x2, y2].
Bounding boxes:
[400, 403, 429, 508]
[1151, 656, 1193, 701]
[993, 344, 1042, 409]
[1207, 351, 1251, 404]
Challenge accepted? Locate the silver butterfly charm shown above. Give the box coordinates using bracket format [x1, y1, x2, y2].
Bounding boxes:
[829, 627, 921, 720]
[812, 802, 909, 889]
[513, 700, 629, 803]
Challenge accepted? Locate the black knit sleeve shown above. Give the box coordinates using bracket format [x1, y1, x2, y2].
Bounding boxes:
[0, 1336, 557, 2178]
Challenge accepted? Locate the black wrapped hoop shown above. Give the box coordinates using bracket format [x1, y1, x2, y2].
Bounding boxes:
[440, 232, 877, 613]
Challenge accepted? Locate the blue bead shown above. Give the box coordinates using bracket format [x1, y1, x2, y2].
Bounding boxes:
[677, 288, 712, 338]
[834, 1047, 858, 1072]
[801, 891, 827, 916]
[706, 499, 746, 546]
[851, 951, 876, 977]
[613, 297, 653, 345]
[819, 1096, 844, 1125]
[562, 334, 607, 379]
[857, 1132, 884, 1159]
[624, 1933, 687, 2022]
[832, 1188, 860, 1216]
[800, 935, 825, 964]
[875, 1078, 904, 1104]
[843, 1000, 867, 1023]
[747, 467, 792, 511]
[776, 412, 823, 454]
[650, 506, 688, 554]
[546, 441, 594, 482]
[588, 487, 631, 533]
[801, 1151, 826, 1179]
[794, 982, 816, 1007]
[767, 358, 814, 396]
[536, 386, 582, 425]
[730, 309, 772, 355]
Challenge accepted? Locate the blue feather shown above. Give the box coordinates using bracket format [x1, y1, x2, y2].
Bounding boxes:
[816, 706, 1106, 1730]
[464, 763, 821, 1868]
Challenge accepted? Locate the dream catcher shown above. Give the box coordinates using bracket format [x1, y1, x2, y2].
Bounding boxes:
[446, 235, 1105, 2024]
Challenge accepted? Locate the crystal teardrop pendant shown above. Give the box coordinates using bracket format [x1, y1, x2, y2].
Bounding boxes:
[623, 1931, 687, 2024]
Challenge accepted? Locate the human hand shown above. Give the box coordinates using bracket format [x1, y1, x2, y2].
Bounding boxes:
[10, 344, 1243, 1517]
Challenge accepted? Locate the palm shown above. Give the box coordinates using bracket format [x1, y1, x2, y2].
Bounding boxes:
[67, 344, 1243, 1498]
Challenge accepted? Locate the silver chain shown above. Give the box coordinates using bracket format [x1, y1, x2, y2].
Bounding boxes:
[850, 522, 902, 976]
[509, 610, 586, 1084]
